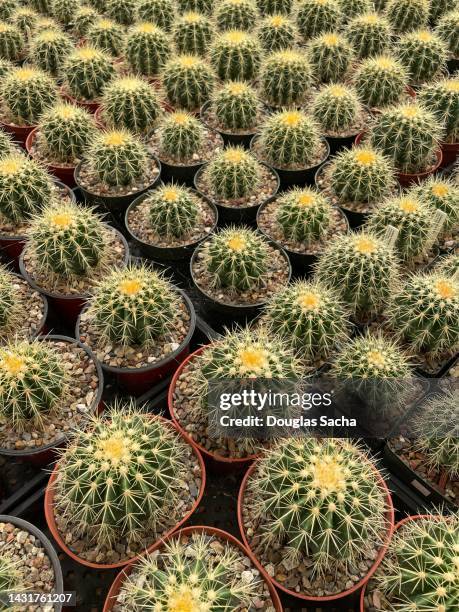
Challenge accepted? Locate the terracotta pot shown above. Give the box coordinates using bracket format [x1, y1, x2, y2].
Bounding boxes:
[103, 525, 283, 612]
[168, 346, 261, 473]
[44, 415, 206, 570]
[61, 89, 100, 114]
[26, 128, 77, 187]
[0, 119, 35, 147]
[238, 458, 395, 603]
[440, 140, 459, 168]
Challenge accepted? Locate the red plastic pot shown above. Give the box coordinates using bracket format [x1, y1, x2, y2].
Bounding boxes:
[168, 346, 261, 474]
[26, 128, 77, 187]
[103, 525, 283, 612]
[440, 140, 459, 168]
[0, 334, 104, 467]
[76, 290, 196, 396]
[0, 119, 35, 147]
[238, 458, 395, 603]
[44, 416, 206, 570]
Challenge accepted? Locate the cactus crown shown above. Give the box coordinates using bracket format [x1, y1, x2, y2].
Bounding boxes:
[308, 31, 354, 83]
[296, 0, 342, 41]
[355, 55, 409, 108]
[210, 30, 261, 81]
[158, 111, 205, 161]
[64, 46, 115, 102]
[212, 80, 261, 131]
[29, 28, 74, 77]
[2, 66, 57, 126]
[88, 265, 181, 347]
[249, 438, 388, 574]
[162, 54, 215, 111]
[312, 84, 361, 133]
[275, 186, 333, 243]
[260, 49, 313, 107]
[28, 201, 107, 278]
[346, 12, 391, 58]
[258, 12, 297, 50]
[418, 78, 459, 142]
[264, 279, 351, 359]
[86, 17, 125, 57]
[146, 184, 199, 238]
[397, 29, 448, 84]
[86, 129, 149, 188]
[125, 21, 170, 77]
[206, 146, 261, 200]
[54, 402, 190, 546]
[0, 339, 67, 432]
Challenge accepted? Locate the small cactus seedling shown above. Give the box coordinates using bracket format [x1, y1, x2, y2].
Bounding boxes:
[146, 184, 199, 238]
[51, 0, 79, 26]
[86, 18, 125, 57]
[258, 13, 297, 51]
[119, 531, 261, 611]
[85, 129, 149, 188]
[136, 0, 175, 31]
[274, 187, 333, 243]
[0, 339, 67, 432]
[0, 23, 25, 62]
[53, 402, 191, 547]
[105, 0, 137, 25]
[369, 103, 443, 173]
[0, 154, 55, 224]
[385, 0, 429, 33]
[87, 265, 181, 347]
[411, 175, 459, 232]
[308, 32, 354, 83]
[387, 270, 459, 357]
[162, 54, 215, 111]
[63, 46, 115, 103]
[296, 0, 342, 41]
[29, 29, 74, 78]
[206, 147, 261, 200]
[315, 229, 401, 318]
[257, 110, 322, 169]
[100, 77, 162, 135]
[260, 50, 313, 108]
[436, 10, 459, 59]
[418, 78, 459, 144]
[397, 29, 448, 84]
[73, 6, 99, 37]
[312, 84, 362, 135]
[211, 81, 261, 131]
[346, 12, 391, 59]
[37, 102, 96, 165]
[173, 11, 213, 56]
[216, 0, 258, 32]
[264, 278, 351, 360]
[156, 111, 205, 162]
[176, 0, 214, 14]
[256, 0, 293, 14]
[2, 66, 57, 127]
[375, 514, 459, 611]
[28, 201, 107, 278]
[125, 22, 171, 77]
[247, 438, 389, 576]
[210, 30, 262, 81]
[355, 55, 409, 109]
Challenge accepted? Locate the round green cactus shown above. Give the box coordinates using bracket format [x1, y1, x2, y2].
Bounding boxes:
[29, 29, 74, 77]
[0, 23, 25, 61]
[418, 78, 459, 143]
[87, 265, 181, 347]
[263, 278, 350, 359]
[411, 175, 459, 231]
[0, 154, 54, 224]
[436, 252, 459, 276]
[86, 18, 125, 57]
[257, 13, 297, 50]
[0, 339, 67, 432]
[308, 32, 354, 83]
[275, 187, 332, 242]
[338, 0, 372, 21]
[53, 402, 192, 547]
[385, 0, 429, 33]
[136, 0, 175, 30]
[369, 102, 443, 173]
[355, 55, 409, 109]
[312, 84, 362, 134]
[73, 6, 99, 37]
[436, 10, 459, 59]
[176, 0, 214, 13]
[51, 0, 79, 26]
[346, 12, 391, 59]
[162, 55, 215, 111]
[211, 81, 261, 131]
[397, 29, 448, 84]
[260, 49, 313, 107]
[85, 129, 149, 188]
[0, 0, 18, 20]
[216, 0, 259, 31]
[28, 200, 107, 278]
[173, 11, 213, 56]
[63, 46, 115, 102]
[430, 0, 454, 24]
[247, 438, 389, 577]
[146, 184, 199, 238]
[100, 76, 162, 135]
[256, 0, 293, 14]
[315, 229, 400, 317]
[37, 102, 96, 164]
[296, 0, 342, 41]
[33, 16, 61, 33]
[12, 7, 39, 38]
[125, 22, 171, 77]
[206, 147, 261, 200]
[257, 110, 323, 168]
[105, 0, 137, 25]
[210, 30, 262, 81]
[156, 111, 205, 162]
[375, 514, 459, 611]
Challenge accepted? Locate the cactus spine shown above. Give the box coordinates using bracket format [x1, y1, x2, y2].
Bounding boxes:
[63, 47, 115, 102]
[125, 22, 171, 77]
[308, 32, 354, 83]
[146, 184, 199, 238]
[397, 29, 448, 84]
[210, 30, 262, 81]
[355, 55, 409, 109]
[312, 84, 362, 134]
[260, 50, 313, 107]
[157, 111, 205, 162]
[162, 55, 215, 111]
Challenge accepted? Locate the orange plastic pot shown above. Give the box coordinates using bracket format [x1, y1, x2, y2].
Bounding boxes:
[44, 415, 206, 570]
[168, 346, 261, 474]
[103, 525, 283, 612]
[238, 459, 395, 603]
[26, 128, 77, 187]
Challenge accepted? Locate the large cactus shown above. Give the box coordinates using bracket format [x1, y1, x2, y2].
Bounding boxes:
[211, 81, 261, 131]
[312, 84, 362, 134]
[86, 18, 125, 57]
[173, 11, 213, 55]
[274, 186, 333, 243]
[0, 23, 25, 61]
[412, 175, 459, 232]
[296, 0, 342, 41]
[146, 184, 199, 238]
[346, 12, 391, 58]
[258, 13, 297, 51]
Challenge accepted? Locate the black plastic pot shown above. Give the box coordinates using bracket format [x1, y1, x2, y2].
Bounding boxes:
[250, 135, 330, 189]
[200, 101, 258, 148]
[125, 189, 218, 262]
[325, 132, 360, 155]
[194, 163, 280, 225]
[159, 157, 205, 186]
[0, 514, 64, 609]
[415, 351, 459, 379]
